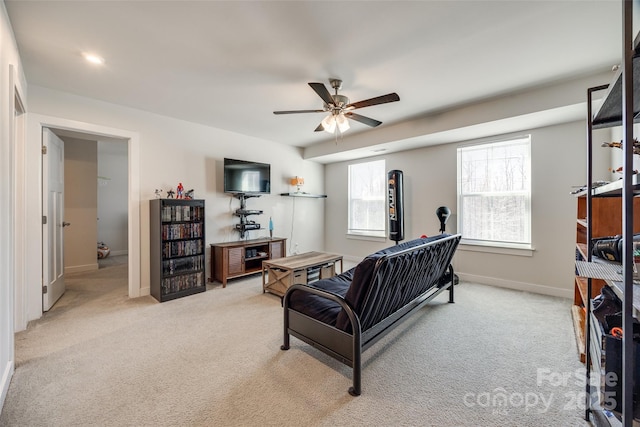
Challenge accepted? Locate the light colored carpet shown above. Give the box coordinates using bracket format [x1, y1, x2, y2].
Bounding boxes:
[0, 261, 589, 427]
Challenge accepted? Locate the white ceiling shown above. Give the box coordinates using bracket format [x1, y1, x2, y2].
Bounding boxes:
[5, 0, 622, 156]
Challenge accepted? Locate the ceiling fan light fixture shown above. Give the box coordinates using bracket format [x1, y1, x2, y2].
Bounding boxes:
[321, 114, 337, 133]
[336, 113, 350, 133]
[82, 52, 105, 65]
[273, 79, 400, 135]
[322, 112, 349, 134]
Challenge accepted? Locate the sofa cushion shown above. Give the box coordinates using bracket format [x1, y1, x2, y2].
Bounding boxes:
[335, 234, 449, 332]
[288, 268, 354, 327]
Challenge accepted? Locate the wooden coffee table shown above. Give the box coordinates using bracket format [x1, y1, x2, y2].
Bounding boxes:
[262, 251, 343, 297]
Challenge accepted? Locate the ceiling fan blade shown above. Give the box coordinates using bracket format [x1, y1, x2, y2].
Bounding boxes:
[346, 93, 400, 110]
[314, 123, 325, 132]
[308, 82, 335, 106]
[345, 112, 382, 127]
[273, 109, 325, 115]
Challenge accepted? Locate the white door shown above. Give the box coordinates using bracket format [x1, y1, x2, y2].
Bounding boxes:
[42, 128, 65, 311]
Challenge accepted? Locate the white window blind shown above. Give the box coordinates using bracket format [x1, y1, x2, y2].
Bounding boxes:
[457, 136, 531, 247]
[348, 159, 386, 237]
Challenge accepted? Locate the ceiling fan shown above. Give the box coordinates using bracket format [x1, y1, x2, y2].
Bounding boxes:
[273, 79, 400, 134]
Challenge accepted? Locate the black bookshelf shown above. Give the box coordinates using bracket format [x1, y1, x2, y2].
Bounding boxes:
[150, 199, 206, 302]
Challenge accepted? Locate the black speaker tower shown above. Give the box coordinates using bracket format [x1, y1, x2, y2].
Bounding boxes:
[388, 170, 404, 243]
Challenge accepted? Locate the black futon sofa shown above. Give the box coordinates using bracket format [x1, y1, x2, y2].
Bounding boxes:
[280, 233, 461, 396]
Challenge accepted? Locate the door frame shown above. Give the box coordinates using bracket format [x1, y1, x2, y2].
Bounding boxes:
[25, 113, 141, 322]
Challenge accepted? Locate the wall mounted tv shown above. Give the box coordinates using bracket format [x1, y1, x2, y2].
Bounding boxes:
[223, 158, 271, 195]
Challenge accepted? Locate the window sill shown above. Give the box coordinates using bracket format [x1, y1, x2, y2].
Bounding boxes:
[346, 233, 388, 243]
[459, 240, 534, 257]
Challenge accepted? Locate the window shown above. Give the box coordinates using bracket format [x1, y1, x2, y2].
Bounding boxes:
[348, 159, 386, 238]
[457, 136, 531, 248]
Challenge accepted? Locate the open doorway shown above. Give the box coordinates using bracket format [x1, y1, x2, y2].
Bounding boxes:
[43, 128, 130, 310]
[96, 140, 129, 269]
[18, 113, 141, 329]
[54, 132, 129, 274]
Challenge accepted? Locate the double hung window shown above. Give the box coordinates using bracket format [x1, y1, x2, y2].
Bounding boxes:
[347, 159, 386, 238]
[457, 136, 531, 248]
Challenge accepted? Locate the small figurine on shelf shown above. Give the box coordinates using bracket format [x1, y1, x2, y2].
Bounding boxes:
[176, 182, 184, 199]
[610, 166, 639, 175]
[601, 138, 640, 155]
[166, 189, 175, 199]
[154, 189, 163, 199]
[185, 189, 194, 200]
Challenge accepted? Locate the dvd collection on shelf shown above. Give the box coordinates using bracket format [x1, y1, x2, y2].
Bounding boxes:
[162, 255, 205, 276]
[162, 223, 203, 240]
[161, 204, 204, 222]
[151, 199, 206, 302]
[162, 239, 203, 258]
[161, 272, 204, 296]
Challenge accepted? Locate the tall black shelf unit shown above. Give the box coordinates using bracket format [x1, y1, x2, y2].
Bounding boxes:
[581, 2, 640, 425]
[150, 198, 206, 302]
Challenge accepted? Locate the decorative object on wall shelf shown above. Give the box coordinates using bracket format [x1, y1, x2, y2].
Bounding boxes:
[290, 176, 304, 192]
[283, 175, 326, 197]
[154, 189, 163, 199]
[176, 182, 184, 199]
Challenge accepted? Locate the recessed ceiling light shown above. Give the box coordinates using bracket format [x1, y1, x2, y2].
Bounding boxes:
[83, 53, 105, 65]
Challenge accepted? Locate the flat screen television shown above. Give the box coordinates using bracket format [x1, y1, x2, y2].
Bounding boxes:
[223, 158, 271, 194]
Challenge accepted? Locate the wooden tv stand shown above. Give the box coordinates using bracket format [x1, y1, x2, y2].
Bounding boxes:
[211, 237, 286, 286]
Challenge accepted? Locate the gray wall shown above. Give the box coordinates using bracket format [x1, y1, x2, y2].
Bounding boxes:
[63, 137, 98, 273]
[60, 137, 128, 271]
[325, 122, 612, 298]
[0, 1, 28, 409]
[97, 141, 128, 255]
[23, 84, 326, 319]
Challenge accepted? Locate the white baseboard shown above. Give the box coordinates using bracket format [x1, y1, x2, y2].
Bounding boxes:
[338, 257, 572, 299]
[140, 286, 150, 297]
[0, 360, 14, 415]
[109, 250, 128, 257]
[457, 272, 572, 299]
[65, 263, 99, 274]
